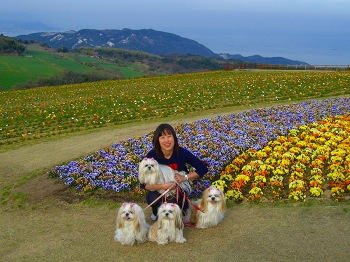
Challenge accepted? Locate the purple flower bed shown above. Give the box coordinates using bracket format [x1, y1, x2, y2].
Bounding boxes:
[51, 98, 350, 197]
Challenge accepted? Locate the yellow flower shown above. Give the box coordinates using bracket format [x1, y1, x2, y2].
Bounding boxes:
[235, 174, 250, 183]
[254, 175, 266, 183]
[310, 167, 323, 176]
[288, 190, 306, 202]
[220, 174, 234, 182]
[288, 129, 299, 137]
[310, 186, 324, 197]
[289, 179, 305, 190]
[327, 172, 345, 182]
[270, 175, 283, 183]
[331, 187, 345, 200]
[282, 152, 295, 160]
[226, 190, 243, 201]
[273, 166, 289, 175]
[211, 180, 226, 192]
[249, 187, 263, 196]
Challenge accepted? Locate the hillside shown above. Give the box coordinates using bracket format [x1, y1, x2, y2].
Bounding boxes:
[16, 28, 218, 57]
[220, 53, 309, 66]
[0, 42, 231, 90]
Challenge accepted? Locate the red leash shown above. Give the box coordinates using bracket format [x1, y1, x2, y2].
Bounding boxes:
[176, 186, 204, 213]
[143, 184, 176, 211]
[143, 183, 204, 215]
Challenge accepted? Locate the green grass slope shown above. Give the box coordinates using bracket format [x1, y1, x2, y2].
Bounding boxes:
[0, 46, 146, 91]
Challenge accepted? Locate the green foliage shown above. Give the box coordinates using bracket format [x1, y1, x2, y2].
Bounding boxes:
[56, 46, 69, 53]
[13, 71, 116, 89]
[0, 35, 25, 55]
[73, 47, 159, 60]
[176, 57, 223, 69]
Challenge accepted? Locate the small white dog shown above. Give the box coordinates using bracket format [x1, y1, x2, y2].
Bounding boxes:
[138, 157, 192, 195]
[114, 202, 150, 245]
[189, 187, 226, 228]
[148, 202, 186, 245]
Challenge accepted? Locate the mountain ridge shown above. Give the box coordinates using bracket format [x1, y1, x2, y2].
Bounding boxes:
[13, 28, 308, 65]
[220, 53, 308, 65]
[16, 28, 219, 58]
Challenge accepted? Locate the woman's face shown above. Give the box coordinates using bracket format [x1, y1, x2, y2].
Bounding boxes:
[159, 131, 175, 153]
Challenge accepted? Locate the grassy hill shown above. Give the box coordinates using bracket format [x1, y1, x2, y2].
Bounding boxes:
[0, 44, 148, 91]
[0, 42, 228, 91]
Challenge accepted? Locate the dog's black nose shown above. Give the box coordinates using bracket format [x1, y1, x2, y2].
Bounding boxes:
[125, 213, 129, 216]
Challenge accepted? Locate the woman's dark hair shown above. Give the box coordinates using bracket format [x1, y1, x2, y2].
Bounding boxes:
[152, 123, 179, 157]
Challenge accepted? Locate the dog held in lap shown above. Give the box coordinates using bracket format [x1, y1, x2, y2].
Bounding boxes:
[138, 157, 192, 196]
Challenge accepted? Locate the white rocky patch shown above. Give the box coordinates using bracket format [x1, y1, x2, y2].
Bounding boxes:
[50, 34, 64, 42]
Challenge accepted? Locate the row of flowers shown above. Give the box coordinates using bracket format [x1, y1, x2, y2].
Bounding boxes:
[49, 97, 350, 202]
[213, 113, 350, 202]
[2, 70, 350, 145]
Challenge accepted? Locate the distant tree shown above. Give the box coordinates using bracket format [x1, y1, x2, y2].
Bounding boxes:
[56, 46, 69, 53]
[40, 43, 50, 48]
[0, 35, 25, 55]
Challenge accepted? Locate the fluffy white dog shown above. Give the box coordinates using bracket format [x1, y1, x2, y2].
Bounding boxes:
[114, 202, 150, 245]
[189, 187, 226, 228]
[138, 157, 192, 195]
[148, 202, 186, 245]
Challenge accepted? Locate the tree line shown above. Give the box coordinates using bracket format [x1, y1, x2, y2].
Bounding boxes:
[0, 35, 26, 55]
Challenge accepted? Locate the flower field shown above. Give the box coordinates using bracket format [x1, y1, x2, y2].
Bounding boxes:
[49, 97, 350, 202]
[215, 113, 350, 203]
[1, 70, 350, 146]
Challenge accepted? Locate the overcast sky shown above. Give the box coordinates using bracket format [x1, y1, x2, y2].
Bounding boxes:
[1, 0, 349, 64]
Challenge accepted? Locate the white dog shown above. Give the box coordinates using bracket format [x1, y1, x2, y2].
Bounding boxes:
[189, 187, 226, 228]
[138, 157, 192, 195]
[148, 202, 186, 245]
[114, 202, 150, 245]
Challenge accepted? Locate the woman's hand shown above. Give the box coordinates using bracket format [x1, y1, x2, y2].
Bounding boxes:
[164, 181, 176, 190]
[174, 173, 186, 183]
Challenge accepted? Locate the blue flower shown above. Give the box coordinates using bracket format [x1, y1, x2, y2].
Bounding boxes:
[53, 97, 350, 197]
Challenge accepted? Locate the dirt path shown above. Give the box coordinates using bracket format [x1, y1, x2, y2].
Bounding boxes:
[0, 122, 157, 180]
